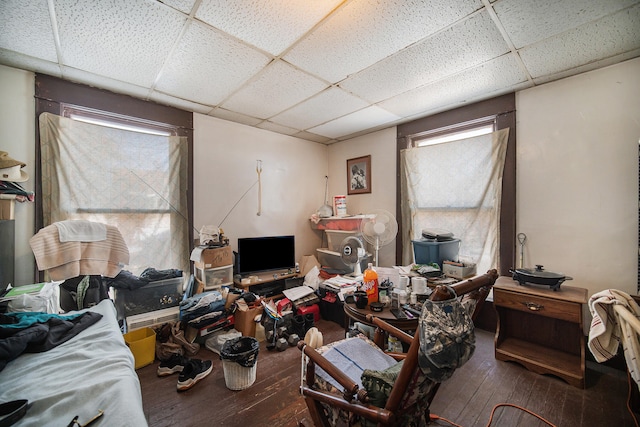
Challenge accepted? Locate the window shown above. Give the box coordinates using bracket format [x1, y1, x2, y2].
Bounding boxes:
[35, 75, 194, 280]
[396, 94, 516, 275]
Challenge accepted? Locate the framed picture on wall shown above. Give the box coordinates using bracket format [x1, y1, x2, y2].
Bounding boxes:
[347, 155, 371, 195]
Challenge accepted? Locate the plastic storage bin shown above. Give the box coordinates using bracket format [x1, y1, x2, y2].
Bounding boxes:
[194, 264, 233, 290]
[412, 239, 460, 268]
[113, 276, 183, 320]
[220, 337, 260, 390]
[123, 327, 156, 369]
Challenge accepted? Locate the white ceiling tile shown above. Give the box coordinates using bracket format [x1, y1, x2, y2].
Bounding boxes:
[519, 5, 640, 78]
[195, 0, 343, 56]
[379, 54, 528, 118]
[0, 49, 61, 77]
[158, 0, 196, 14]
[257, 121, 300, 136]
[0, 0, 58, 62]
[61, 67, 151, 99]
[341, 10, 509, 103]
[149, 91, 213, 114]
[284, 0, 481, 83]
[209, 108, 263, 127]
[270, 87, 369, 130]
[308, 106, 401, 139]
[493, 0, 638, 49]
[54, 0, 186, 87]
[220, 60, 327, 119]
[156, 20, 271, 105]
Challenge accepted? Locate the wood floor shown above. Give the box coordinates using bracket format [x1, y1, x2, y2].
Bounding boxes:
[137, 319, 636, 427]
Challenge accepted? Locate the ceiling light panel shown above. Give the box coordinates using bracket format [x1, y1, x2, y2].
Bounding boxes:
[0, 0, 58, 62]
[493, 0, 638, 49]
[284, 0, 481, 83]
[519, 5, 640, 78]
[341, 10, 509, 104]
[195, 0, 343, 56]
[379, 54, 527, 118]
[308, 106, 401, 139]
[220, 60, 327, 120]
[54, 0, 186, 87]
[155, 20, 271, 106]
[270, 87, 369, 130]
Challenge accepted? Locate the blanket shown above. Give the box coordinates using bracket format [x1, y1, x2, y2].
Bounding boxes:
[588, 289, 640, 386]
[29, 222, 129, 280]
[0, 311, 102, 372]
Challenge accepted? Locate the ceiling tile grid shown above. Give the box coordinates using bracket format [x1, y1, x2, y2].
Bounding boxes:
[339, 10, 510, 104]
[220, 59, 328, 120]
[0, 0, 58, 62]
[195, 0, 343, 56]
[53, 0, 186, 87]
[379, 53, 528, 118]
[493, 0, 639, 48]
[518, 4, 640, 78]
[0, 0, 638, 143]
[283, 0, 482, 84]
[154, 20, 271, 106]
[270, 86, 369, 131]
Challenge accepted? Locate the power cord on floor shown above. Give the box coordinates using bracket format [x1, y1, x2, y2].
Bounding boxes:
[429, 402, 558, 427]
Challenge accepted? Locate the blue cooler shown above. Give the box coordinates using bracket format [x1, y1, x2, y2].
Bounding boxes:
[412, 239, 460, 268]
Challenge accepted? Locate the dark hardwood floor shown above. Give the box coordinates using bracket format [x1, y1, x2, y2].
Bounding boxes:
[137, 320, 636, 427]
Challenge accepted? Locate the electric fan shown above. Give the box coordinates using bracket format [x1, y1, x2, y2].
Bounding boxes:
[359, 209, 398, 266]
[340, 236, 367, 276]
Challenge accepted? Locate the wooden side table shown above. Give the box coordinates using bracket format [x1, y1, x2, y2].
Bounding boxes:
[493, 276, 588, 388]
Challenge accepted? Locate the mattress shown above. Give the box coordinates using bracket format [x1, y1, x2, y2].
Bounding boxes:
[0, 299, 148, 427]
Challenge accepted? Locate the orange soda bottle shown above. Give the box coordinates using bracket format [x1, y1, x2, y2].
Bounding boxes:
[362, 263, 379, 304]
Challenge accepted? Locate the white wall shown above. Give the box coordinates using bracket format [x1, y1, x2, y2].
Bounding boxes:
[327, 127, 397, 267]
[516, 57, 640, 298]
[0, 64, 36, 286]
[193, 114, 329, 264]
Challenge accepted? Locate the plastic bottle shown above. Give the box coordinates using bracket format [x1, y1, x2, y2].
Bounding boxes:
[362, 263, 379, 304]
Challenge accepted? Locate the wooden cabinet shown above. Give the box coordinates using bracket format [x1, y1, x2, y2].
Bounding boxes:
[493, 277, 588, 388]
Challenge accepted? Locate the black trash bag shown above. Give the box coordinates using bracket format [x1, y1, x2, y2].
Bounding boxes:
[220, 337, 259, 367]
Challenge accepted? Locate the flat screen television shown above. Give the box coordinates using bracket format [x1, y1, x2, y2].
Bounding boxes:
[237, 235, 296, 275]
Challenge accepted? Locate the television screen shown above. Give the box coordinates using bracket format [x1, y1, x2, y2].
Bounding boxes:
[237, 235, 295, 275]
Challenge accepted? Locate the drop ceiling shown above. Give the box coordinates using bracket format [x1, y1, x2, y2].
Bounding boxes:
[1, 0, 638, 144]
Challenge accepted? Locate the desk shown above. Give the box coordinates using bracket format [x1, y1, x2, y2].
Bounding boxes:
[343, 302, 418, 333]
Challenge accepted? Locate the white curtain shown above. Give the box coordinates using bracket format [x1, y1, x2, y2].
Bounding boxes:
[400, 128, 509, 273]
[39, 112, 190, 275]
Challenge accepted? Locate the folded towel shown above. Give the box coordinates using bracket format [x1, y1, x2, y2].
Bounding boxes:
[54, 220, 107, 242]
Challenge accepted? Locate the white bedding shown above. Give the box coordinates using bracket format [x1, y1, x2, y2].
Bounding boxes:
[0, 299, 148, 427]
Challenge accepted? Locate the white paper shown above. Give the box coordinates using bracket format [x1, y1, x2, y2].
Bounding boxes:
[283, 285, 315, 301]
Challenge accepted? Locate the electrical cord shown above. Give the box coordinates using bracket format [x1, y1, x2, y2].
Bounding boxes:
[429, 402, 558, 427]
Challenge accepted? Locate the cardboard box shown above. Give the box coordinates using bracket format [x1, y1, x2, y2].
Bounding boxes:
[234, 303, 263, 337]
[191, 245, 233, 269]
[0, 199, 15, 220]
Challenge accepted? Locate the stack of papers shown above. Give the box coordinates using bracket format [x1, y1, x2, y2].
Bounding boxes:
[323, 275, 361, 290]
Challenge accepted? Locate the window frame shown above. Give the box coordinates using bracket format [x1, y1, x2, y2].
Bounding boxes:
[34, 74, 194, 281]
[396, 93, 516, 276]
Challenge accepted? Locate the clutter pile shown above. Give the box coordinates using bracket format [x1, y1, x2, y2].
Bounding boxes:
[0, 150, 33, 203]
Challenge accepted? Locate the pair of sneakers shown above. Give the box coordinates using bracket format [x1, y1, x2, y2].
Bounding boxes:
[157, 353, 213, 391]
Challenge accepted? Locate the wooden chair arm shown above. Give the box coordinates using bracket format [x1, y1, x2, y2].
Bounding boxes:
[366, 314, 414, 345]
[297, 340, 367, 403]
[301, 386, 395, 425]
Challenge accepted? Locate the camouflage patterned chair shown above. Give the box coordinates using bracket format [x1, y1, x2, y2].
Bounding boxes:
[298, 270, 498, 427]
